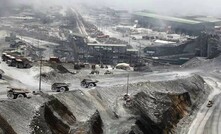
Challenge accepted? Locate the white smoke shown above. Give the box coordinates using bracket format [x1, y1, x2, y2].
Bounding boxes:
[1, 0, 221, 16]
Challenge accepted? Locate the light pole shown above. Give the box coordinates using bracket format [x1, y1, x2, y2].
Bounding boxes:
[124, 71, 130, 101]
[126, 72, 129, 95]
[39, 56, 42, 92]
[38, 40, 42, 92]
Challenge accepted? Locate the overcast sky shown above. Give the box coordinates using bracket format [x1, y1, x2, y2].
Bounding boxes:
[2, 0, 221, 16]
[104, 0, 221, 16]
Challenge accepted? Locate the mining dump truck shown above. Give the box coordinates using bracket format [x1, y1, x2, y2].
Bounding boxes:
[2, 52, 9, 61]
[7, 87, 31, 99]
[81, 79, 98, 88]
[6, 55, 17, 66]
[49, 57, 60, 63]
[51, 83, 69, 92]
[2, 53, 16, 65]
[15, 58, 32, 68]
[207, 100, 213, 107]
[2, 52, 31, 68]
[2, 52, 21, 62]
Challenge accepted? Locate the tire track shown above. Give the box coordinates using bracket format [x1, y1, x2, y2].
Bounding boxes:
[188, 78, 221, 134]
[204, 96, 220, 134]
[217, 98, 221, 134]
[194, 108, 210, 134]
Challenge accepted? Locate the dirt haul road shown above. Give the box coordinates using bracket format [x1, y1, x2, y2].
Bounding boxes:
[188, 76, 221, 134]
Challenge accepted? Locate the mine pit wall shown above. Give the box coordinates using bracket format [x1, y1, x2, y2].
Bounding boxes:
[162, 93, 191, 133]
[44, 98, 76, 134]
[30, 99, 72, 134]
[0, 114, 16, 134]
[80, 75, 210, 134]
[132, 93, 191, 134]
[30, 106, 52, 134]
[89, 111, 103, 134]
[30, 96, 103, 134]
[129, 75, 210, 134]
[0, 97, 48, 134]
[0, 75, 210, 134]
[44, 94, 103, 134]
[46, 98, 77, 126]
[72, 110, 103, 134]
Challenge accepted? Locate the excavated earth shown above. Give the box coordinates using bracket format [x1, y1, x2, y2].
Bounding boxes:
[0, 74, 210, 134]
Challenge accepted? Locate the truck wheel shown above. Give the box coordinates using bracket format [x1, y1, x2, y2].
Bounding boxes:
[26, 64, 31, 68]
[88, 83, 94, 88]
[7, 92, 15, 99]
[17, 63, 21, 68]
[81, 83, 87, 88]
[17, 94, 25, 98]
[59, 87, 66, 92]
[20, 64, 24, 68]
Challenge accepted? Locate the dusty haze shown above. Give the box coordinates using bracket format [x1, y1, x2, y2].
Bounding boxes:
[0, 0, 221, 16]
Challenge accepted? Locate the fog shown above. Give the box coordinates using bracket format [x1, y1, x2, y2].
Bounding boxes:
[1, 0, 221, 16]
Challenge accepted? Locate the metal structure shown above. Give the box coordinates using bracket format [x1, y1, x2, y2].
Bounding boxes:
[126, 73, 129, 95]
[38, 40, 42, 92]
[132, 11, 217, 35]
[39, 56, 42, 91]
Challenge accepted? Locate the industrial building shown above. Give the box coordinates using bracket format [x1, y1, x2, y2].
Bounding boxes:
[85, 43, 138, 65]
[144, 39, 197, 65]
[132, 12, 221, 35]
[188, 16, 221, 26]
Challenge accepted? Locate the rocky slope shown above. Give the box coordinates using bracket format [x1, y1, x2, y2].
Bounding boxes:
[0, 75, 210, 134]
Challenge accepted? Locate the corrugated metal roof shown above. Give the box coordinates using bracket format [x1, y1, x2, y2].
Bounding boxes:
[127, 49, 138, 52]
[133, 12, 201, 24]
[88, 43, 127, 47]
[194, 17, 221, 23]
[154, 40, 176, 44]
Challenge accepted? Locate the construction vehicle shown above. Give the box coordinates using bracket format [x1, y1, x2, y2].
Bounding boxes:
[90, 70, 99, 74]
[51, 83, 69, 92]
[7, 57, 32, 68]
[49, 57, 60, 63]
[6, 55, 16, 66]
[123, 94, 133, 107]
[2, 52, 32, 68]
[2, 52, 9, 61]
[81, 79, 98, 88]
[91, 64, 96, 70]
[104, 70, 113, 75]
[2, 52, 18, 62]
[207, 100, 213, 107]
[15, 58, 32, 68]
[7, 87, 31, 99]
